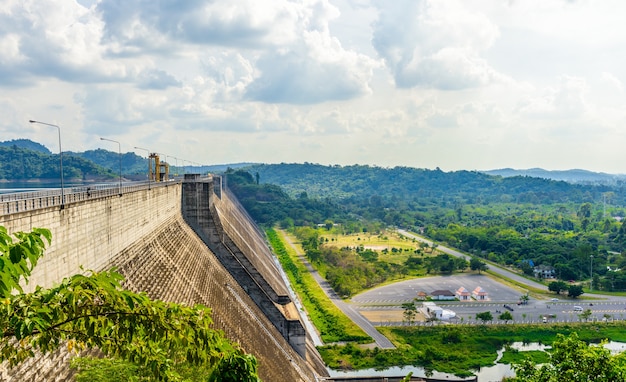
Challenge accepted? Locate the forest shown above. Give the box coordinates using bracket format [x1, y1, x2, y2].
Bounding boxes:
[0, 144, 115, 181]
[0, 139, 187, 181]
[3, 140, 626, 292]
[224, 164, 626, 292]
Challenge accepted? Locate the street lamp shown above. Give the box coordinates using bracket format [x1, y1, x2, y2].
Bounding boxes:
[29, 120, 64, 208]
[590, 255, 593, 291]
[172, 156, 181, 178]
[182, 159, 188, 175]
[134, 146, 151, 189]
[100, 137, 122, 196]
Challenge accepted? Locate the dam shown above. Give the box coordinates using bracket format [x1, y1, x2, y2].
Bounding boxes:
[0, 175, 329, 381]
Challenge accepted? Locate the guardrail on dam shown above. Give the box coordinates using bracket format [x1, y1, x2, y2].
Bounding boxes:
[0, 176, 329, 381]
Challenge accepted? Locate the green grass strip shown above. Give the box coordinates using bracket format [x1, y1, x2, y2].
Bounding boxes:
[266, 228, 371, 343]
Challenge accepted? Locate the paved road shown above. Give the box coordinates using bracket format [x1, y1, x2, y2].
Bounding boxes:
[397, 229, 626, 302]
[281, 232, 395, 349]
[397, 229, 626, 305]
[397, 229, 549, 291]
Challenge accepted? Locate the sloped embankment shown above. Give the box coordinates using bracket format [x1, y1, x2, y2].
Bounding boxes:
[109, 213, 324, 382]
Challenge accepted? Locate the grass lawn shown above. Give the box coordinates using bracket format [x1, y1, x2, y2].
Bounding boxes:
[320, 229, 438, 265]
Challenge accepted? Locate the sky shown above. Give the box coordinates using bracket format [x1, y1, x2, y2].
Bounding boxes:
[1, 0, 626, 174]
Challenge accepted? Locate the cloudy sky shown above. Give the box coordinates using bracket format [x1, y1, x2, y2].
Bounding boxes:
[2, 0, 626, 173]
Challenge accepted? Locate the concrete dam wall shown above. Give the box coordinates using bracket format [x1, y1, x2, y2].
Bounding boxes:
[0, 178, 328, 381]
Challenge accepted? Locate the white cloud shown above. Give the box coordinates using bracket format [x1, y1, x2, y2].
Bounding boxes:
[136, 69, 181, 90]
[2, 0, 626, 173]
[516, 76, 589, 120]
[245, 30, 376, 104]
[372, 0, 500, 89]
[600, 72, 624, 95]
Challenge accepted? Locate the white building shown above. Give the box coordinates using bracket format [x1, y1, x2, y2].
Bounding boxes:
[422, 302, 456, 320]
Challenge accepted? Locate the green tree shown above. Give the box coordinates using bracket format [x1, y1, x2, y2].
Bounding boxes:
[577, 202, 592, 220]
[548, 281, 569, 295]
[0, 226, 259, 381]
[568, 284, 584, 298]
[402, 302, 417, 325]
[470, 257, 488, 274]
[476, 311, 493, 322]
[454, 257, 468, 271]
[512, 332, 626, 381]
[519, 261, 534, 276]
[498, 311, 513, 322]
[0, 226, 50, 297]
[579, 309, 593, 322]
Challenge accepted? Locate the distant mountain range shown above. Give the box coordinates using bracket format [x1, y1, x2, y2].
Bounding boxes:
[3, 138, 625, 186]
[483, 168, 626, 185]
[0, 139, 250, 182]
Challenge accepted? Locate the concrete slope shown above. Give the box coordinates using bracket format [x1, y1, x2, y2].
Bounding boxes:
[110, 214, 327, 381]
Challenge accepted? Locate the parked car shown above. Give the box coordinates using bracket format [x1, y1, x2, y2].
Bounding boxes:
[551, 298, 559, 302]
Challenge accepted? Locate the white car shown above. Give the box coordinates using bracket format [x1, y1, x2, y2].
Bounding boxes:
[551, 298, 559, 302]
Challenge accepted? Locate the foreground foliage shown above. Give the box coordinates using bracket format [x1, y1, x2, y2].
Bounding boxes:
[512, 332, 626, 381]
[71, 348, 259, 382]
[0, 226, 260, 381]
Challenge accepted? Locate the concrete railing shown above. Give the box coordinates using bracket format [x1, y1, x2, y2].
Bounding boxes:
[0, 180, 181, 215]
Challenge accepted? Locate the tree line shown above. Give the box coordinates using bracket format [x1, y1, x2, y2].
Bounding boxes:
[226, 165, 626, 291]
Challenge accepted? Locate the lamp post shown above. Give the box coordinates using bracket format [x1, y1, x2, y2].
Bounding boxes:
[590, 255, 593, 291]
[172, 156, 181, 178]
[29, 120, 64, 208]
[134, 146, 151, 189]
[100, 137, 122, 196]
[170, 156, 177, 177]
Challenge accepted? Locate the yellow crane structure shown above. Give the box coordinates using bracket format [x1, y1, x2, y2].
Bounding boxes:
[149, 153, 169, 182]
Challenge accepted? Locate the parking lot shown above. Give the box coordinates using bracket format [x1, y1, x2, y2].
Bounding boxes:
[351, 273, 524, 305]
[351, 274, 626, 324]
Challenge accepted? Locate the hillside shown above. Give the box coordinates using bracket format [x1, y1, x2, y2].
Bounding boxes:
[227, 164, 626, 291]
[69, 149, 149, 176]
[0, 139, 51, 154]
[243, 163, 626, 206]
[484, 168, 626, 185]
[0, 144, 114, 181]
